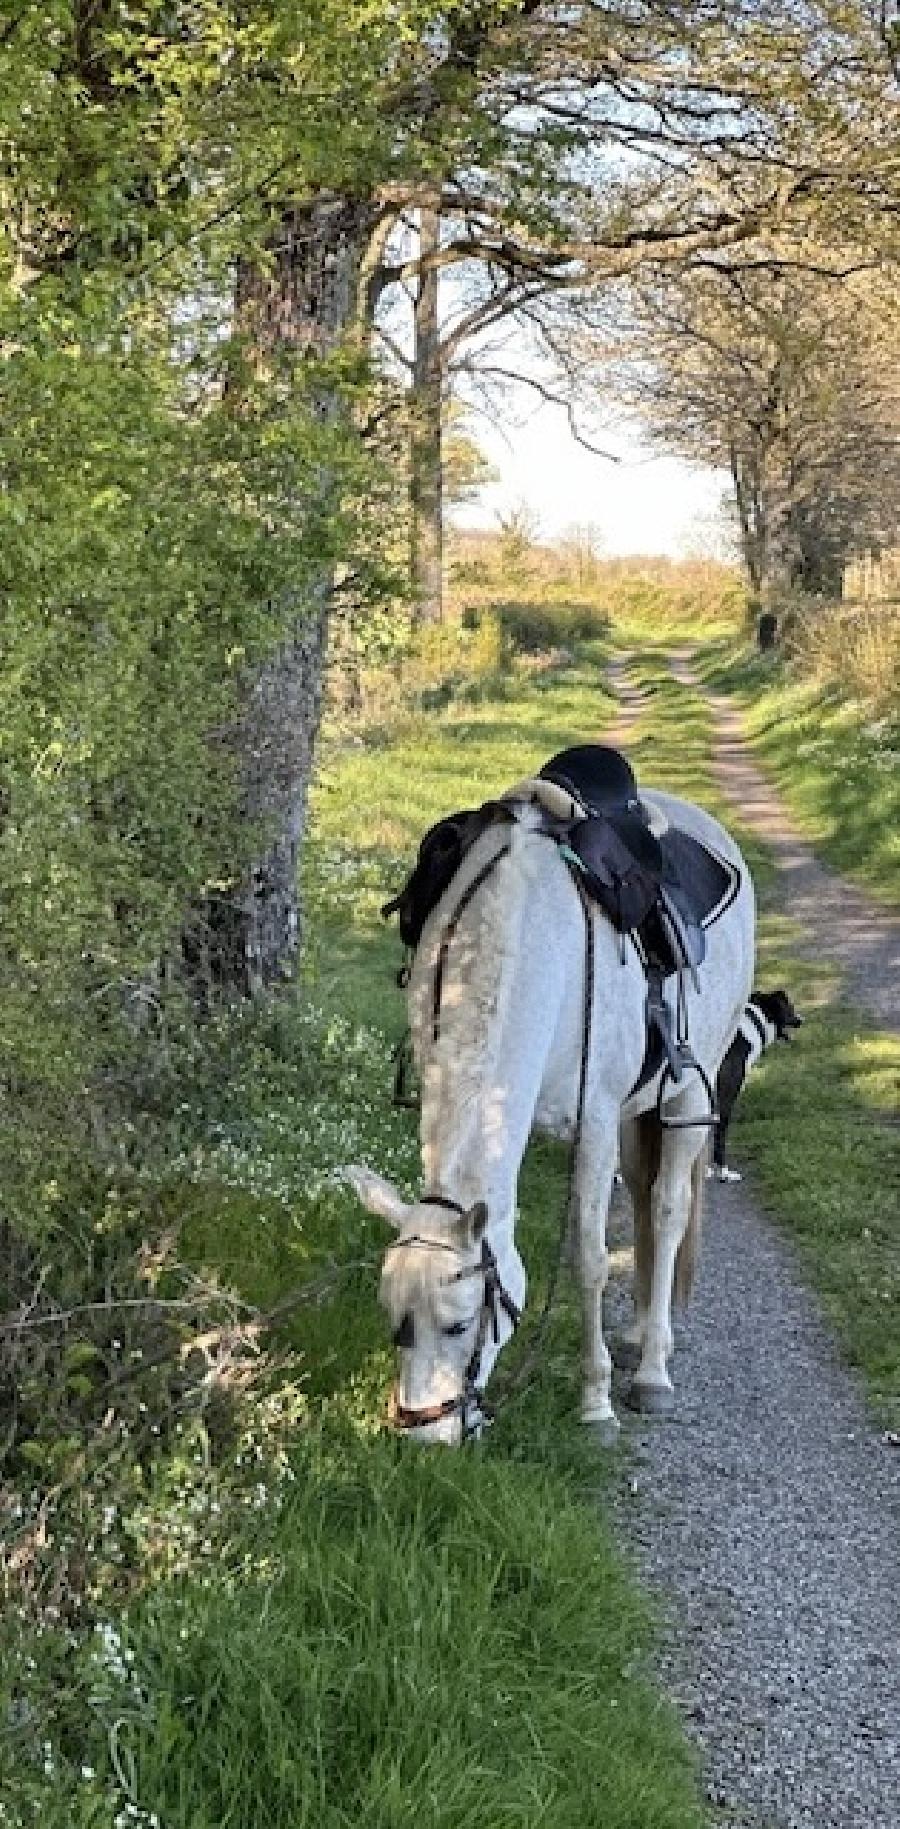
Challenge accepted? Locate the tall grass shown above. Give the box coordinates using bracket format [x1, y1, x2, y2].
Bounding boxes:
[699, 604, 899, 905]
[61, 1427, 700, 1829]
[448, 534, 746, 644]
[795, 597, 899, 714]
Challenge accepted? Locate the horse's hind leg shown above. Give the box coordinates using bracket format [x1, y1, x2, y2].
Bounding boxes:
[628, 1082, 709, 1415]
[573, 1107, 620, 1441]
[615, 1113, 661, 1370]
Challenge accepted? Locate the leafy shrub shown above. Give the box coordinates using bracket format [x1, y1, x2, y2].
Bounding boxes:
[329, 608, 511, 725]
[495, 598, 608, 651]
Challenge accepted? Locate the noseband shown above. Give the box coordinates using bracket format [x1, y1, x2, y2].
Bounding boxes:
[388, 1198, 522, 1440]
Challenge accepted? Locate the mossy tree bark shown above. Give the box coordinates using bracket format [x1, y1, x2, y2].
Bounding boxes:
[185, 196, 378, 997]
[409, 205, 444, 624]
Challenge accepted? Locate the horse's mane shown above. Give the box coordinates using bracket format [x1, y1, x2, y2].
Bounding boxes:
[414, 814, 540, 1186]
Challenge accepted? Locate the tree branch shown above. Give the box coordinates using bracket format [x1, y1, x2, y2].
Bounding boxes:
[457, 358, 620, 460]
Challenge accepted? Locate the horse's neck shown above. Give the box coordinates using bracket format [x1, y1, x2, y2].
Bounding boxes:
[417, 823, 546, 1217]
[418, 973, 537, 1240]
[421, 1110, 519, 1232]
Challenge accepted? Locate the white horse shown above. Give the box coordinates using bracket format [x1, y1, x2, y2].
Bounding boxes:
[348, 789, 755, 1445]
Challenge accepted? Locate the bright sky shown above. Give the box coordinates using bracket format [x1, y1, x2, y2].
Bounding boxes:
[451, 382, 733, 558]
[382, 254, 735, 559]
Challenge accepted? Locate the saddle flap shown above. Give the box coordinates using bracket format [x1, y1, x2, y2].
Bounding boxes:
[656, 886, 706, 971]
[658, 827, 738, 929]
[567, 816, 661, 932]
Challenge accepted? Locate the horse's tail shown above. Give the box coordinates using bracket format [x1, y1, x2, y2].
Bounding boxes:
[674, 1140, 709, 1307]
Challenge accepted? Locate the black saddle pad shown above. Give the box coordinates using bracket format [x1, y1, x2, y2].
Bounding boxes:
[381, 801, 513, 949]
[657, 827, 738, 929]
[633, 826, 739, 977]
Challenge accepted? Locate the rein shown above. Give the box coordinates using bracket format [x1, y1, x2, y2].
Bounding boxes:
[432, 842, 512, 1043]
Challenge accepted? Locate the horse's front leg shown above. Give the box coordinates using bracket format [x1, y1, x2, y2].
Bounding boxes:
[629, 1081, 709, 1415]
[573, 1109, 620, 1442]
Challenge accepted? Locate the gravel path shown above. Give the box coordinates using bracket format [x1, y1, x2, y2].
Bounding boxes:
[607, 1188, 900, 1829]
[600, 653, 900, 1827]
[669, 653, 900, 1032]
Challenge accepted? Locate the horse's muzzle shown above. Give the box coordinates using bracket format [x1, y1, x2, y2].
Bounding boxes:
[387, 1385, 486, 1445]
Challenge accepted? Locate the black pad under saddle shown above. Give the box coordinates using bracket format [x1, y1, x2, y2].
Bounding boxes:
[637, 827, 739, 977]
[381, 801, 513, 950]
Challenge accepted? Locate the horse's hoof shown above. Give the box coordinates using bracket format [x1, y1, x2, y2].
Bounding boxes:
[612, 1336, 642, 1372]
[583, 1413, 621, 1447]
[626, 1379, 675, 1417]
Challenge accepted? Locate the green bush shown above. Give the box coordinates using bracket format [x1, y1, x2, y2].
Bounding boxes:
[496, 598, 609, 651]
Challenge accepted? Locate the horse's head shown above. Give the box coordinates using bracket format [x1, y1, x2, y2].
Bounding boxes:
[345, 1165, 524, 1446]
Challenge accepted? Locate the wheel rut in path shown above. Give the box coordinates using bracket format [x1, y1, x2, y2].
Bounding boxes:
[604, 653, 647, 749]
[669, 653, 899, 1033]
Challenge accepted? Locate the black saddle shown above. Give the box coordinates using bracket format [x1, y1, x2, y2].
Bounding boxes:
[540, 744, 643, 818]
[539, 745, 736, 968]
[383, 749, 738, 969]
[558, 797, 736, 980]
[382, 746, 741, 1103]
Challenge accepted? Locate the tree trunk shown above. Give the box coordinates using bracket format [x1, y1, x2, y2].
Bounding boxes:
[729, 442, 767, 598]
[410, 206, 443, 624]
[185, 195, 377, 997]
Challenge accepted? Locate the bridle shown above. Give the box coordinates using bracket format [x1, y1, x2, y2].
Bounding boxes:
[387, 1196, 522, 1441]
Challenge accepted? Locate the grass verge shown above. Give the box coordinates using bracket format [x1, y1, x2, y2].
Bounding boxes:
[734, 979, 900, 1426]
[44, 1428, 697, 1829]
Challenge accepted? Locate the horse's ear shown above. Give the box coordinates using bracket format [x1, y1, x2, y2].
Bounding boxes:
[455, 1200, 488, 1249]
[343, 1165, 409, 1230]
